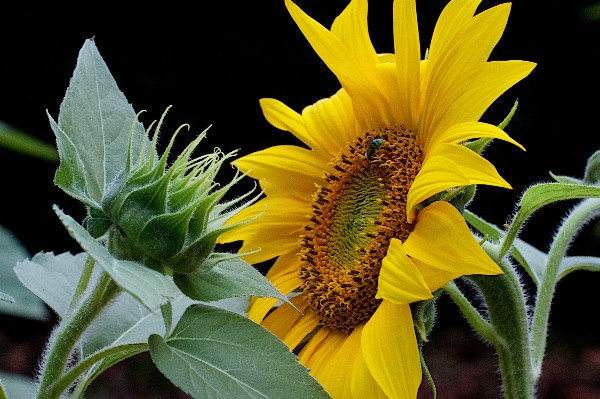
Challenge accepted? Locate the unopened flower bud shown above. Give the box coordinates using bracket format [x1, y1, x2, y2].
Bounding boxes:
[85, 110, 258, 274]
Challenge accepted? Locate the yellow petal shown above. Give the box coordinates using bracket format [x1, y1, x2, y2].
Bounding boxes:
[247, 252, 302, 323]
[219, 196, 307, 264]
[410, 257, 461, 292]
[407, 143, 511, 222]
[425, 0, 482, 87]
[285, 0, 372, 92]
[285, 0, 390, 129]
[406, 154, 470, 222]
[232, 145, 328, 198]
[259, 98, 310, 146]
[376, 238, 433, 305]
[351, 343, 388, 399]
[331, 0, 378, 74]
[394, 0, 421, 128]
[260, 98, 338, 158]
[420, 4, 511, 140]
[248, 297, 277, 324]
[311, 326, 363, 399]
[299, 327, 347, 376]
[262, 295, 319, 350]
[427, 61, 536, 145]
[403, 201, 502, 277]
[427, 143, 511, 188]
[362, 301, 421, 399]
[302, 89, 357, 157]
[428, 121, 525, 154]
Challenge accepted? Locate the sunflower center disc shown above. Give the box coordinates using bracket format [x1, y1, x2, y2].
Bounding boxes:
[300, 125, 423, 332]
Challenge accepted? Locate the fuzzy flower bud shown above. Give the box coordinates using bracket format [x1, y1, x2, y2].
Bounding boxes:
[84, 110, 257, 274]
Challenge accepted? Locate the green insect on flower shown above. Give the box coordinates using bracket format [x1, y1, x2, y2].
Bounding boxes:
[365, 138, 385, 160]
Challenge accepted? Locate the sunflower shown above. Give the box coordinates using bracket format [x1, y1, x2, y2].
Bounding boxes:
[220, 0, 534, 397]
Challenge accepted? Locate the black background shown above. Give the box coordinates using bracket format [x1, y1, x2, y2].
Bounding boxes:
[1, 0, 600, 397]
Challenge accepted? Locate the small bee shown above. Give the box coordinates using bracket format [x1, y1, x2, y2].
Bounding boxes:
[365, 138, 385, 161]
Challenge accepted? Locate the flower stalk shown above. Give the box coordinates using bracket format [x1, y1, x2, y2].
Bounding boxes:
[36, 269, 120, 399]
[446, 241, 534, 399]
[530, 198, 600, 377]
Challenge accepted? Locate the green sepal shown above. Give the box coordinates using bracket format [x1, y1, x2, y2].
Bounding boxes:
[418, 336, 437, 399]
[466, 99, 518, 156]
[448, 184, 476, 214]
[116, 172, 171, 241]
[138, 205, 197, 260]
[82, 206, 112, 238]
[411, 289, 441, 342]
[164, 229, 225, 274]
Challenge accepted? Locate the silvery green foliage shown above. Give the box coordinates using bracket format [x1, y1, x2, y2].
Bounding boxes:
[48, 39, 258, 277]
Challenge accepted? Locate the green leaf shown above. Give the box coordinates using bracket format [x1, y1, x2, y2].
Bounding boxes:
[0, 371, 35, 399]
[0, 225, 49, 320]
[463, 210, 503, 242]
[465, 211, 600, 286]
[173, 257, 289, 305]
[558, 256, 600, 279]
[500, 183, 600, 259]
[0, 121, 58, 162]
[82, 290, 249, 358]
[54, 206, 178, 310]
[48, 39, 149, 208]
[149, 304, 330, 399]
[15, 252, 93, 318]
[0, 371, 68, 399]
[510, 239, 548, 286]
[81, 291, 195, 357]
[548, 171, 582, 185]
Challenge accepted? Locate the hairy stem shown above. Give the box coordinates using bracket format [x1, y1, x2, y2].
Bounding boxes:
[469, 244, 534, 399]
[48, 343, 147, 397]
[530, 198, 600, 378]
[36, 272, 120, 399]
[444, 281, 502, 346]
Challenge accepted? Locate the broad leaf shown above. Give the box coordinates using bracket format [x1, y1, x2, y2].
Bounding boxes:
[81, 291, 194, 357]
[82, 293, 249, 357]
[55, 206, 178, 310]
[501, 183, 600, 258]
[558, 256, 600, 279]
[0, 371, 68, 399]
[149, 304, 330, 399]
[49, 39, 148, 208]
[15, 252, 93, 318]
[174, 257, 289, 305]
[0, 225, 49, 320]
[465, 211, 600, 286]
[0, 371, 35, 399]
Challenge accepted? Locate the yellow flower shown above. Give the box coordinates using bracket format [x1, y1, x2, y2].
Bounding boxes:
[220, 0, 535, 397]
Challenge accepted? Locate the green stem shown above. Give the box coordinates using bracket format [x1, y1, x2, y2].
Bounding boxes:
[36, 272, 120, 399]
[468, 244, 533, 399]
[530, 198, 600, 378]
[67, 255, 95, 313]
[70, 345, 147, 399]
[444, 281, 502, 346]
[47, 343, 147, 397]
